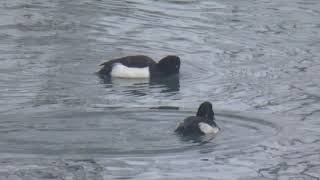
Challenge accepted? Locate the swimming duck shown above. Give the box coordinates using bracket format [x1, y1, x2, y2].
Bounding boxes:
[175, 102, 219, 135]
[98, 55, 180, 79]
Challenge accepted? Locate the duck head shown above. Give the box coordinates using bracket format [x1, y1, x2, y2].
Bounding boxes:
[157, 55, 180, 75]
[196, 101, 215, 120]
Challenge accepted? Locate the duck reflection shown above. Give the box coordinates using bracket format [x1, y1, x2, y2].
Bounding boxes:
[177, 133, 217, 145]
[150, 75, 180, 93]
[97, 74, 180, 96]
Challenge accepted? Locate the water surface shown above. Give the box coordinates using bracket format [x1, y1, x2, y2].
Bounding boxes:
[0, 0, 319, 179]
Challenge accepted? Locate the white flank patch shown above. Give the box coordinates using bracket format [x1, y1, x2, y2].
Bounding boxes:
[199, 122, 219, 134]
[111, 63, 150, 78]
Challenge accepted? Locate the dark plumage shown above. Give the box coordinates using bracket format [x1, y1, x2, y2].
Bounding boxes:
[175, 102, 219, 135]
[98, 55, 180, 78]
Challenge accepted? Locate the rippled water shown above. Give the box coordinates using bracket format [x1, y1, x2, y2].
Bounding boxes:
[0, 109, 278, 156]
[0, 0, 319, 179]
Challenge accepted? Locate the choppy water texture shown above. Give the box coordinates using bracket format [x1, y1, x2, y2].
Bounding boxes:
[0, 0, 320, 179]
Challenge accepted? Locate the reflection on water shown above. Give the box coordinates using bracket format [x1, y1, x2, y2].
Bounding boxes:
[150, 75, 180, 93]
[176, 132, 218, 145]
[98, 73, 180, 96]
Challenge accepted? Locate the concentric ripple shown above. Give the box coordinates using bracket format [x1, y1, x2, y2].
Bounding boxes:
[0, 109, 279, 156]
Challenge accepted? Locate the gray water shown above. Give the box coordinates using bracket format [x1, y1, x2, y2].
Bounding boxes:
[0, 0, 320, 179]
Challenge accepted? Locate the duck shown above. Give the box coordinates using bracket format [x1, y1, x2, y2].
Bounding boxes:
[98, 55, 180, 79]
[175, 101, 219, 135]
